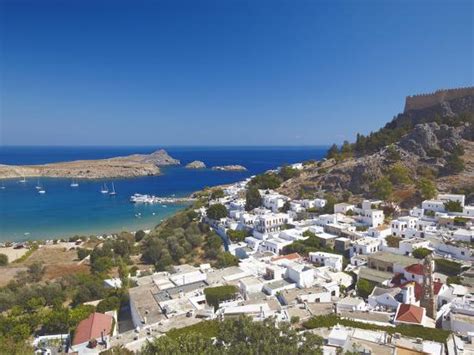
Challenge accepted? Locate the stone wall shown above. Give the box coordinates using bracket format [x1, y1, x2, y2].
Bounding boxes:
[404, 87, 474, 112]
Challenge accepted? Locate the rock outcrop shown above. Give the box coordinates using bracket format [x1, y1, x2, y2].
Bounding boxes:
[185, 160, 206, 169]
[0, 149, 180, 179]
[212, 165, 247, 172]
[278, 88, 474, 205]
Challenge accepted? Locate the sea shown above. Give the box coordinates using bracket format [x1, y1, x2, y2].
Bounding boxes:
[0, 146, 326, 242]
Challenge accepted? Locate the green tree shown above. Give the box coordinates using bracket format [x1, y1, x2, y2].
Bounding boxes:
[326, 144, 339, 159]
[77, 248, 91, 261]
[215, 252, 239, 268]
[388, 163, 412, 185]
[279, 165, 300, 181]
[206, 203, 228, 220]
[417, 178, 437, 199]
[245, 186, 262, 211]
[357, 279, 376, 299]
[135, 230, 146, 242]
[210, 188, 225, 200]
[204, 285, 238, 310]
[371, 177, 393, 200]
[0, 254, 8, 266]
[96, 296, 121, 313]
[444, 200, 463, 212]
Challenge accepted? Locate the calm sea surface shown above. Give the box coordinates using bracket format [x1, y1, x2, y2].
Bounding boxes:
[0, 146, 326, 241]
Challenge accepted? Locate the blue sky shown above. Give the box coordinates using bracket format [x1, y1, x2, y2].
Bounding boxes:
[1, 0, 472, 146]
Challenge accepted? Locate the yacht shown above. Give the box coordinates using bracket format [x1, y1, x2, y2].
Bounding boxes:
[0, 182, 5, 190]
[100, 183, 109, 194]
[35, 179, 42, 190]
[38, 188, 46, 194]
[109, 182, 117, 196]
[70, 180, 79, 187]
[19, 175, 26, 183]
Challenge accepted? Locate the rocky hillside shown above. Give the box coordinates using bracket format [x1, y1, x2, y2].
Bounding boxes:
[278, 88, 474, 207]
[0, 149, 180, 179]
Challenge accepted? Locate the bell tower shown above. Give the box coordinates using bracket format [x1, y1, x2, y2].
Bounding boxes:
[420, 254, 436, 318]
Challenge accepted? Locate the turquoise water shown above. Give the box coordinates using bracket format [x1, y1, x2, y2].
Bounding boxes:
[0, 146, 326, 241]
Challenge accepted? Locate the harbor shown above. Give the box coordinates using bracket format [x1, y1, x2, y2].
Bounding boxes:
[130, 193, 196, 205]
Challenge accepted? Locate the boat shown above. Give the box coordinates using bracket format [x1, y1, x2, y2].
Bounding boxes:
[35, 179, 42, 190]
[70, 179, 79, 187]
[109, 182, 117, 196]
[0, 182, 5, 190]
[19, 175, 26, 183]
[38, 189, 46, 194]
[100, 183, 109, 194]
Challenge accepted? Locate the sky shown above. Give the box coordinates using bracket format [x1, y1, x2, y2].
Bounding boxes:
[0, 0, 473, 146]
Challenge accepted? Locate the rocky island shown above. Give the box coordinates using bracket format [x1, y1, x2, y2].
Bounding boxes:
[185, 160, 206, 169]
[212, 165, 247, 171]
[0, 149, 180, 179]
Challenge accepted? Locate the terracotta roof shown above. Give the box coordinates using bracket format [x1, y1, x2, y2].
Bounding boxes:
[434, 281, 444, 295]
[73, 312, 113, 346]
[272, 253, 301, 261]
[400, 281, 422, 301]
[405, 263, 424, 276]
[395, 304, 424, 325]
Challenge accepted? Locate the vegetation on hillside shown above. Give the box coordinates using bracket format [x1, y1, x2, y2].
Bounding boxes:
[142, 316, 324, 355]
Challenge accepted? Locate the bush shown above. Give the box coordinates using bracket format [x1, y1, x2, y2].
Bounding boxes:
[412, 248, 432, 259]
[417, 178, 437, 199]
[388, 163, 412, 185]
[278, 166, 300, 181]
[356, 279, 376, 298]
[210, 188, 225, 200]
[371, 177, 393, 200]
[249, 173, 282, 190]
[77, 248, 91, 261]
[215, 252, 239, 269]
[446, 276, 462, 285]
[435, 259, 461, 276]
[227, 230, 249, 243]
[206, 204, 228, 220]
[204, 285, 238, 310]
[303, 315, 450, 343]
[444, 200, 463, 212]
[0, 254, 8, 266]
[444, 153, 464, 174]
[385, 235, 401, 248]
[96, 296, 121, 313]
[135, 230, 146, 242]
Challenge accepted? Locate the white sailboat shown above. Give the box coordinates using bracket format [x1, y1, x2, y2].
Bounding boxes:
[35, 179, 42, 190]
[109, 182, 117, 196]
[100, 183, 109, 194]
[38, 188, 46, 194]
[70, 179, 79, 187]
[0, 182, 5, 190]
[19, 175, 26, 183]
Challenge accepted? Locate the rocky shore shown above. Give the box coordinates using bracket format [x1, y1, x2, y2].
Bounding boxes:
[185, 160, 206, 169]
[0, 149, 180, 179]
[212, 165, 247, 171]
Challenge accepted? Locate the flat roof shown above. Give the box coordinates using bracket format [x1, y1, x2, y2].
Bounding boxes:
[359, 267, 393, 283]
[368, 252, 420, 267]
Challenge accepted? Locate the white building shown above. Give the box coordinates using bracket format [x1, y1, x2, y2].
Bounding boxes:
[309, 251, 343, 272]
[350, 237, 381, 257]
[334, 203, 355, 214]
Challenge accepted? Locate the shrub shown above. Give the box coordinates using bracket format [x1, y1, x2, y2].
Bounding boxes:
[417, 178, 437, 200]
[249, 173, 282, 189]
[412, 248, 432, 259]
[215, 252, 239, 269]
[388, 163, 412, 185]
[435, 259, 461, 276]
[96, 296, 121, 313]
[303, 315, 450, 343]
[135, 230, 146, 242]
[0, 254, 8, 266]
[204, 285, 238, 310]
[279, 166, 300, 181]
[385, 236, 402, 248]
[77, 248, 91, 261]
[210, 188, 225, 200]
[371, 177, 393, 200]
[356, 279, 376, 298]
[227, 230, 249, 243]
[444, 200, 463, 212]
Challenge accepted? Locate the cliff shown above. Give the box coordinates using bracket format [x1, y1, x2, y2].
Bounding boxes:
[0, 149, 180, 179]
[278, 88, 474, 206]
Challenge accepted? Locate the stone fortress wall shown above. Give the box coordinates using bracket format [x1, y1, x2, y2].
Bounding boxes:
[404, 87, 474, 112]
